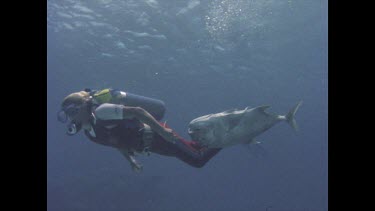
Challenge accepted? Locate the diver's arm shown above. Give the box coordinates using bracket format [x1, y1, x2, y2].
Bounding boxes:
[94, 103, 177, 143]
[123, 106, 178, 143]
[118, 149, 143, 172]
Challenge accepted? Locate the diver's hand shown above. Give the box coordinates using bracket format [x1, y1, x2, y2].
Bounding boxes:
[131, 162, 143, 173]
[160, 128, 179, 144]
[129, 155, 143, 173]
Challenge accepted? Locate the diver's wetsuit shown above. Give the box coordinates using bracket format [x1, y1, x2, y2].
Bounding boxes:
[150, 127, 222, 168]
[84, 104, 221, 168]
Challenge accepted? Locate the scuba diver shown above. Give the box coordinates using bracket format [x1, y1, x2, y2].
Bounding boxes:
[57, 88, 222, 172]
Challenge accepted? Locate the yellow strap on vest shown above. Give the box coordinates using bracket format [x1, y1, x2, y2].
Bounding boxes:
[93, 89, 112, 104]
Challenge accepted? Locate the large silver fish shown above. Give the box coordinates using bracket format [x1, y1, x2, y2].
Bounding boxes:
[188, 101, 302, 148]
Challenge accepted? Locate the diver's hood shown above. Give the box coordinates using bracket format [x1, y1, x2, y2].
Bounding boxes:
[57, 104, 83, 123]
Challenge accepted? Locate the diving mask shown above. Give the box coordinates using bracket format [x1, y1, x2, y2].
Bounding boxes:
[57, 104, 83, 123]
[57, 104, 85, 136]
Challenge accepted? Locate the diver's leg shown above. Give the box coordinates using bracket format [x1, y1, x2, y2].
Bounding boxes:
[174, 141, 222, 168]
[151, 134, 222, 168]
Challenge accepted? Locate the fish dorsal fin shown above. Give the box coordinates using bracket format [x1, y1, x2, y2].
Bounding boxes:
[222, 108, 238, 114]
[254, 105, 271, 112]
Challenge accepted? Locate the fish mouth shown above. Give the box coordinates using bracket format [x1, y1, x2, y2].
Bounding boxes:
[188, 128, 196, 137]
[188, 128, 199, 140]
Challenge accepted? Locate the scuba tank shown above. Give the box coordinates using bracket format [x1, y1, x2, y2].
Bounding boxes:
[90, 88, 166, 121]
[118, 92, 166, 121]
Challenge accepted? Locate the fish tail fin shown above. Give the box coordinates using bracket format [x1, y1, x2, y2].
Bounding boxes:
[285, 101, 303, 132]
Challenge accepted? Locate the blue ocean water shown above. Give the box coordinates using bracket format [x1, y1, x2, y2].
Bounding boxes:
[47, 0, 327, 211]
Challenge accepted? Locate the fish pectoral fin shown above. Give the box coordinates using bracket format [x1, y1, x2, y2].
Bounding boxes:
[247, 138, 261, 144]
[222, 108, 238, 114]
[245, 142, 268, 158]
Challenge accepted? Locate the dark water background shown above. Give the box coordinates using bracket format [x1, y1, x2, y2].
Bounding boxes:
[47, 0, 327, 210]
